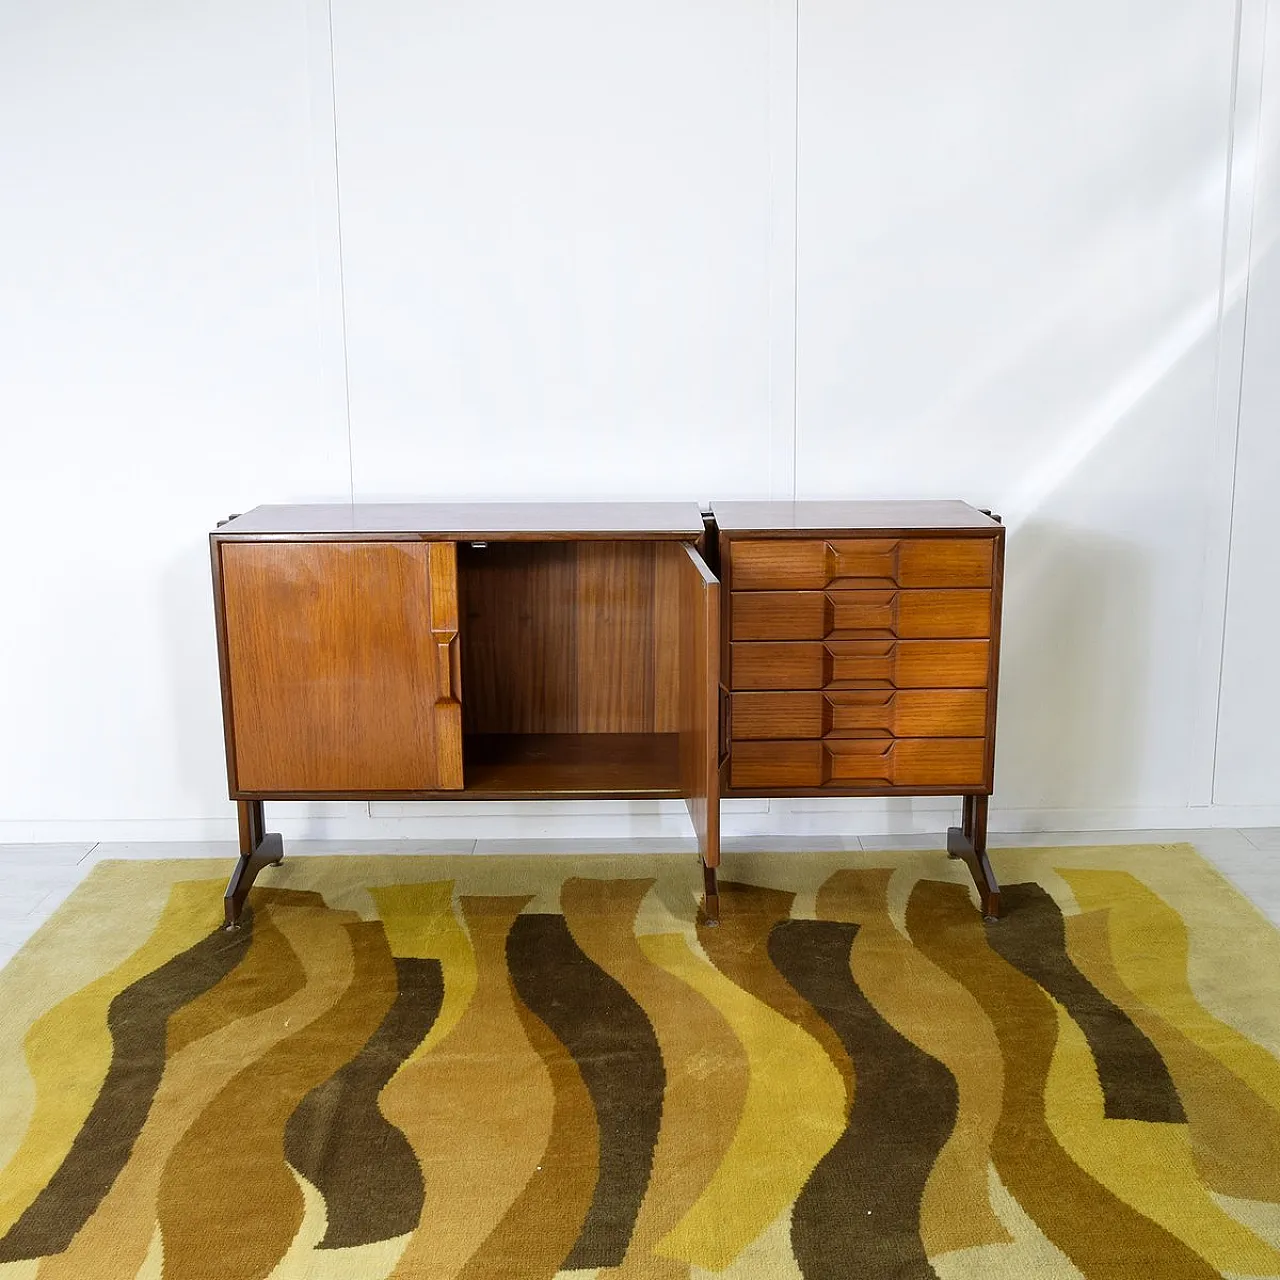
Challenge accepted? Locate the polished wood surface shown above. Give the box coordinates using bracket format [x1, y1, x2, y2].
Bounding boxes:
[949, 794, 999, 918]
[463, 733, 681, 796]
[730, 737, 986, 789]
[730, 639, 992, 691]
[712, 500, 1001, 533]
[217, 502, 707, 539]
[731, 589, 993, 641]
[730, 537, 994, 590]
[716, 504, 1004, 915]
[211, 499, 1001, 925]
[731, 689, 988, 740]
[220, 540, 464, 792]
[677, 543, 721, 880]
[458, 541, 681, 735]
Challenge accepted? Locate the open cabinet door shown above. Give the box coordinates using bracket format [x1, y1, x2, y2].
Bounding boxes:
[677, 543, 721, 906]
[219, 540, 464, 792]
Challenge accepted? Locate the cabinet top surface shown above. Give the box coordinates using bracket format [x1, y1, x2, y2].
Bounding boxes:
[711, 500, 1001, 533]
[214, 502, 708, 539]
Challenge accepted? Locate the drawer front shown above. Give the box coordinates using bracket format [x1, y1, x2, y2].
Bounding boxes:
[731, 639, 991, 691]
[731, 537, 994, 591]
[731, 689, 988, 740]
[731, 589, 992, 641]
[730, 738, 986, 790]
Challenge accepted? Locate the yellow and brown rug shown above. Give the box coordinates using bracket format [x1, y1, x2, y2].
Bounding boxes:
[1, 845, 1279, 1279]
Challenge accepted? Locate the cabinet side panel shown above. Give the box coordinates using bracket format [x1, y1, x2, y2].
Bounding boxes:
[677, 543, 721, 867]
[221, 540, 460, 791]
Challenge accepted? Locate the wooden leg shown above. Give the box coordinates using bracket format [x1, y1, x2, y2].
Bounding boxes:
[951, 795, 976, 857]
[946, 794, 1000, 920]
[701, 859, 720, 927]
[224, 800, 283, 929]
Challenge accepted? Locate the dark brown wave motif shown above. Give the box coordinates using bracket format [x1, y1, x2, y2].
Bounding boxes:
[507, 912, 665, 1270]
[283, 956, 444, 1248]
[2, 845, 1279, 1279]
[770, 918, 959, 1280]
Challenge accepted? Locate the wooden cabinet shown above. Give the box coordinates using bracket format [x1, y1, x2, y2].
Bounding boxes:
[713, 500, 1005, 918]
[211, 499, 1001, 926]
[211, 503, 721, 926]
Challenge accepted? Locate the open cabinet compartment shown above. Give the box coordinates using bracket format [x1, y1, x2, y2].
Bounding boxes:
[456, 539, 707, 798]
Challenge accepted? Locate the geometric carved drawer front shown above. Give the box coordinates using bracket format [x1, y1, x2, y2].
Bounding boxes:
[729, 737, 987, 789]
[730, 639, 992, 690]
[731, 689, 988, 740]
[731, 589, 992, 641]
[731, 537, 994, 590]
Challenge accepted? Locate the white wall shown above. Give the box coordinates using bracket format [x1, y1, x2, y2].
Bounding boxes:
[1, 0, 1278, 841]
[1215, 0, 1280, 808]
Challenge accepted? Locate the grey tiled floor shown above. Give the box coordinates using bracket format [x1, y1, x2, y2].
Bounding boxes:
[0, 830, 1276, 967]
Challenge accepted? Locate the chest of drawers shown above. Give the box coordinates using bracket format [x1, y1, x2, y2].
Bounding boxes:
[712, 500, 1004, 917]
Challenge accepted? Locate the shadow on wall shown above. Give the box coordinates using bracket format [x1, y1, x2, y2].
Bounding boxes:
[995, 520, 1150, 812]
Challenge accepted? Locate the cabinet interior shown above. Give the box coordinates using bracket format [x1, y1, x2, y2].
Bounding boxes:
[456, 539, 688, 796]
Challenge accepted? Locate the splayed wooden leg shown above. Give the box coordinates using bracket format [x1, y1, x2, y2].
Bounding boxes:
[701, 858, 720, 927]
[224, 800, 283, 929]
[947, 794, 1000, 920]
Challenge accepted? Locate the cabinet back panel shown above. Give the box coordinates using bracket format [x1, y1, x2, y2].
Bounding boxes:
[459, 541, 683, 734]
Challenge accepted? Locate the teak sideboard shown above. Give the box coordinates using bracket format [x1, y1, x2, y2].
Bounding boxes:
[211, 500, 1004, 928]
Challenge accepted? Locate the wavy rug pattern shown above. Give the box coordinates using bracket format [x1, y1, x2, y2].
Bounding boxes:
[1, 844, 1279, 1279]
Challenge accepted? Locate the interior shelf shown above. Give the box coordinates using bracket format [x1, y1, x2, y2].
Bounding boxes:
[462, 732, 681, 799]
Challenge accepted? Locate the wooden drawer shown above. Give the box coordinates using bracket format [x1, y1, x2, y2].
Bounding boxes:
[731, 689, 988, 740]
[731, 639, 991, 690]
[731, 537, 994, 591]
[731, 589, 991, 641]
[730, 738, 986, 790]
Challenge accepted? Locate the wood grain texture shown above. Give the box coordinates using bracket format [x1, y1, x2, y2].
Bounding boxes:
[459, 542, 579, 734]
[463, 733, 680, 796]
[220, 540, 463, 792]
[730, 640, 992, 691]
[730, 590, 992, 641]
[459, 541, 680, 736]
[730, 538, 994, 591]
[731, 690, 988, 740]
[677, 544, 720, 869]
[216, 502, 707, 539]
[730, 738, 986, 790]
[711, 500, 1000, 533]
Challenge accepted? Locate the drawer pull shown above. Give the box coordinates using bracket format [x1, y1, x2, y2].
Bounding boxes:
[731, 590, 992, 642]
[732, 538, 994, 590]
[730, 639, 992, 691]
[731, 689, 988, 739]
[730, 738, 987, 789]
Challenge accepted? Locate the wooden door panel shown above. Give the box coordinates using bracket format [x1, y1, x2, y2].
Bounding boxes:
[730, 639, 992, 690]
[676, 543, 720, 868]
[730, 737, 986, 789]
[731, 589, 992, 640]
[221, 540, 463, 792]
[731, 689, 988, 740]
[731, 537, 994, 590]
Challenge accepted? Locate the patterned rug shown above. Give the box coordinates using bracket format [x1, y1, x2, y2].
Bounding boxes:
[1, 845, 1279, 1280]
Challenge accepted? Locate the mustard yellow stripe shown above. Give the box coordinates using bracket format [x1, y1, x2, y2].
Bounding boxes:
[369, 882, 476, 1064]
[0, 878, 223, 1236]
[1061, 871, 1280, 1113]
[639, 933, 845, 1272]
[1044, 1001, 1280, 1273]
